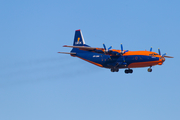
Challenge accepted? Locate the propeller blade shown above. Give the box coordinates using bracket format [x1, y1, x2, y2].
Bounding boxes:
[157, 48, 173, 58]
[121, 43, 123, 51]
[162, 53, 167, 57]
[158, 48, 161, 55]
[103, 43, 106, 50]
[120, 44, 128, 54]
[164, 55, 174, 58]
[124, 50, 129, 53]
[108, 46, 112, 50]
[150, 47, 152, 52]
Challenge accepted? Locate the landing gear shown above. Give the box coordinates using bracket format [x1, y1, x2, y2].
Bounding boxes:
[111, 68, 119, 72]
[147, 68, 152, 72]
[124, 69, 133, 74]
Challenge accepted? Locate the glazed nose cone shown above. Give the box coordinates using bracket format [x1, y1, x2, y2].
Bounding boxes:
[162, 57, 165, 62]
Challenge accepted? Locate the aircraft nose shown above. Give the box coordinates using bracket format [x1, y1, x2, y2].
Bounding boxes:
[158, 56, 165, 65]
[159, 56, 165, 62]
[162, 57, 165, 62]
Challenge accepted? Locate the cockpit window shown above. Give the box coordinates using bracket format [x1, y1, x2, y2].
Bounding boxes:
[149, 53, 158, 56]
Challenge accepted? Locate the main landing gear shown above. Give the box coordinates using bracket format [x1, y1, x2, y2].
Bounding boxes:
[125, 69, 133, 74]
[111, 68, 119, 72]
[147, 67, 152, 72]
[110, 67, 152, 73]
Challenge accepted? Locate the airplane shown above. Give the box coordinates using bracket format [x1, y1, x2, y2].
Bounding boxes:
[58, 29, 173, 74]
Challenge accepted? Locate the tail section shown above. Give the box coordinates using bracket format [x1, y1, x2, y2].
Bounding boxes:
[73, 29, 86, 46]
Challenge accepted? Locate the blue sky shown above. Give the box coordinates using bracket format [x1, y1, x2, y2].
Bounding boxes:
[0, 0, 180, 120]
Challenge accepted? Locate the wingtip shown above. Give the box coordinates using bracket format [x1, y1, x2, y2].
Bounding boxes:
[63, 45, 67, 47]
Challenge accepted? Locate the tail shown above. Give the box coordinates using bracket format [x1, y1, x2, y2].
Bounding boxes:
[73, 29, 87, 46]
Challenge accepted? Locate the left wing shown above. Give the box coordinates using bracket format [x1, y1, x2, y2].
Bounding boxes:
[63, 45, 122, 56]
[63, 45, 103, 51]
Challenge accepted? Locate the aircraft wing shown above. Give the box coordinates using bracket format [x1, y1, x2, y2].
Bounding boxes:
[62, 45, 122, 56]
[63, 45, 104, 51]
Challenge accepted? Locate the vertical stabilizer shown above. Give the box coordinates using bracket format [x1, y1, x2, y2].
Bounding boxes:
[73, 29, 86, 46]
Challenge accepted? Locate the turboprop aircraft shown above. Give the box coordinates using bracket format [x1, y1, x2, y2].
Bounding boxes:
[58, 29, 173, 74]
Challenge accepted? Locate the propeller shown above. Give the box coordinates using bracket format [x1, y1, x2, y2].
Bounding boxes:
[120, 43, 129, 65]
[158, 48, 174, 58]
[103, 43, 112, 53]
[102, 43, 113, 59]
[163, 55, 174, 58]
[120, 43, 129, 54]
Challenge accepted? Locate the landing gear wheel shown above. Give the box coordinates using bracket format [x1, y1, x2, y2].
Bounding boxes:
[147, 68, 152, 72]
[124, 69, 133, 74]
[111, 68, 115, 72]
[125, 70, 128, 74]
[111, 68, 119, 72]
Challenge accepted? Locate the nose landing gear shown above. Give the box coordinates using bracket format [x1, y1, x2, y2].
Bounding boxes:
[147, 67, 152, 72]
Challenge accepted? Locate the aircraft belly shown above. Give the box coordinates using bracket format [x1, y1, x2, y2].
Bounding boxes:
[128, 61, 160, 68]
[76, 52, 107, 67]
[126, 56, 160, 68]
[104, 55, 159, 69]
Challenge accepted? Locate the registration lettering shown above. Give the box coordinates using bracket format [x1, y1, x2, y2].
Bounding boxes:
[93, 55, 100, 57]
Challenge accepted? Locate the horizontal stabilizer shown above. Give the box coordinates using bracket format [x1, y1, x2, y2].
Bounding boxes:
[57, 52, 76, 55]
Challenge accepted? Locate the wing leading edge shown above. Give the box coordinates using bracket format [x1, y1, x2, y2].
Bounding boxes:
[63, 45, 101, 50]
[63, 45, 123, 56]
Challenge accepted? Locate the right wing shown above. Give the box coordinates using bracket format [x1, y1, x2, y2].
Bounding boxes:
[63, 45, 103, 51]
